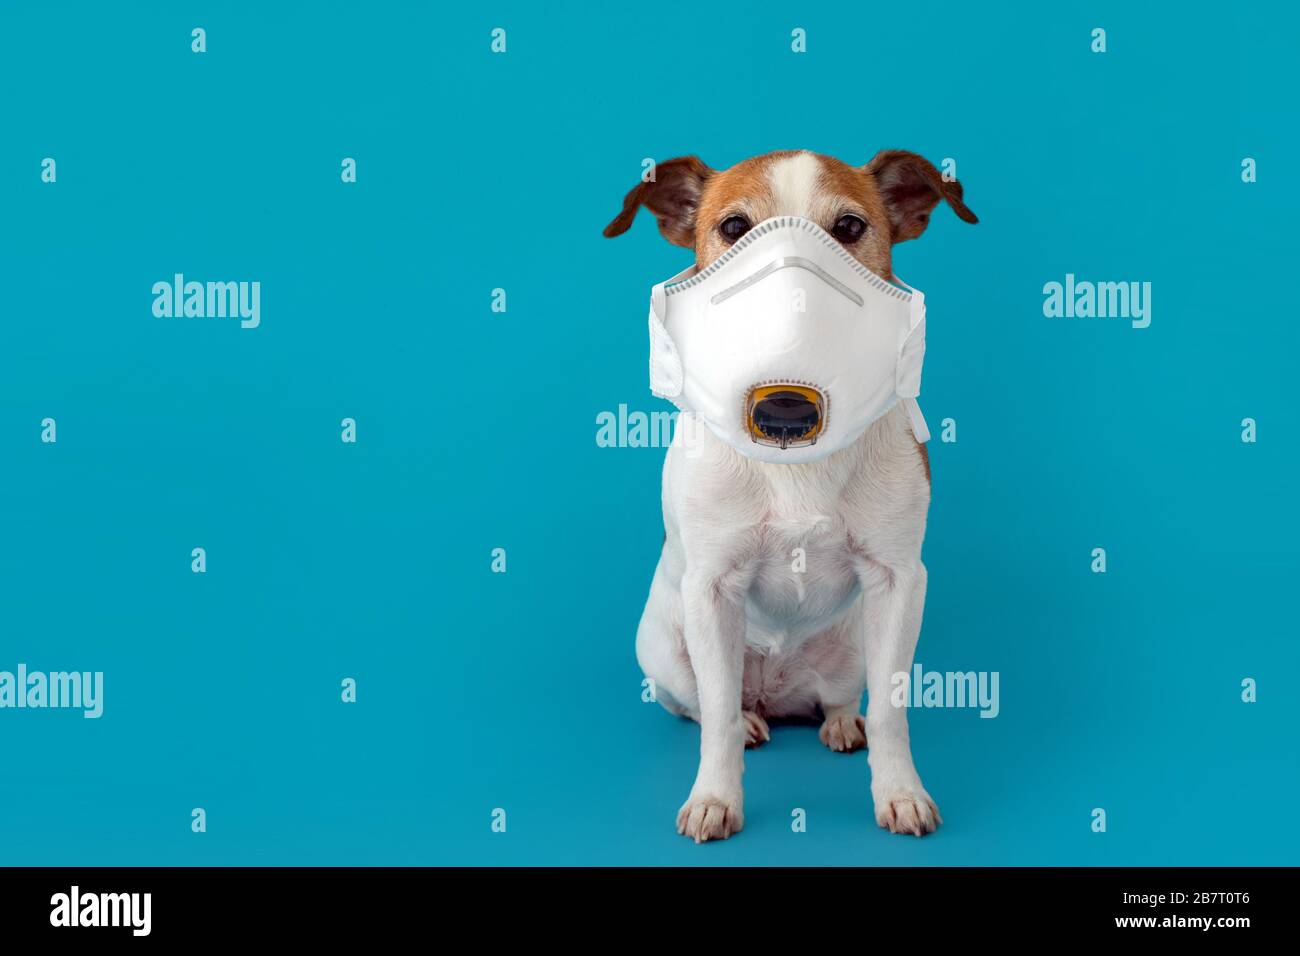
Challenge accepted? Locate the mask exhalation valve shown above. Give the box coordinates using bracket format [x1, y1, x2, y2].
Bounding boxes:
[745, 384, 825, 450]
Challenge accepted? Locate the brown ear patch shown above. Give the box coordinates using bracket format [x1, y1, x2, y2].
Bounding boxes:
[866, 150, 978, 244]
[602, 156, 714, 248]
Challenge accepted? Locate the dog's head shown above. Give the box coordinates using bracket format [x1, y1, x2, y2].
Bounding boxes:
[603, 149, 977, 278]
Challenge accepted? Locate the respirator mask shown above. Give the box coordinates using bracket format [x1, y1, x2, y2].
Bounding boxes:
[647, 215, 930, 464]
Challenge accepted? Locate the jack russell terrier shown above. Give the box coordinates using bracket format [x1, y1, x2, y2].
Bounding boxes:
[604, 149, 977, 843]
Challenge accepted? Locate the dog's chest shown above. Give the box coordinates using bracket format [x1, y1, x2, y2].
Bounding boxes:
[744, 496, 862, 650]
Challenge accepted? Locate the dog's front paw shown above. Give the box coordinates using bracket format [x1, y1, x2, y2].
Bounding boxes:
[819, 711, 866, 752]
[873, 784, 941, 837]
[676, 792, 744, 844]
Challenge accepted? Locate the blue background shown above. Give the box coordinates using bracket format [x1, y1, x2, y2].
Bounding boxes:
[2, 1, 1296, 865]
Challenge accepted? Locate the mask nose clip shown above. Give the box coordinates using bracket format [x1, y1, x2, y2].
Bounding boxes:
[745, 384, 825, 450]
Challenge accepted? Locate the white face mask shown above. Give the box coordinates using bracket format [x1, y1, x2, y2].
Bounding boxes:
[647, 216, 930, 464]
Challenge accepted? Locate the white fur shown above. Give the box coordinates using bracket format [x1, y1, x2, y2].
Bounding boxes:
[635, 158, 940, 843]
[768, 151, 822, 215]
[767, 151, 847, 228]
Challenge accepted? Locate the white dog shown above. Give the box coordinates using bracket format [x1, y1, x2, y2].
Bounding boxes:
[604, 149, 977, 843]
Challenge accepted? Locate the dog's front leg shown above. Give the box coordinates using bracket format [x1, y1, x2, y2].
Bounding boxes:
[676, 567, 749, 843]
[857, 558, 941, 836]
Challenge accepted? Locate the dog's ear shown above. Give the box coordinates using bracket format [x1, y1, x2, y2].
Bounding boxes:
[865, 150, 978, 244]
[602, 156, 714, 248]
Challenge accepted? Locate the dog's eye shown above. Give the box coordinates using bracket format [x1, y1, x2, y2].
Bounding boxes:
[719, 215, 751, 243]
[832, 214, 867, 244]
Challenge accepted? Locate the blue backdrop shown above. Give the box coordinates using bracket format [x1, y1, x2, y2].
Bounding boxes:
[2, 1, 1296, 865]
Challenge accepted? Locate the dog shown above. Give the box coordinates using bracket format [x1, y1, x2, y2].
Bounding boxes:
[603, 149, 977, 843]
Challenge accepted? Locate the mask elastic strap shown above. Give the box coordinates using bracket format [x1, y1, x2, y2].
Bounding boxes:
[647, 265, 696, 400]
[891, 274, 930, 444]
[903, 397, 930, 444]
